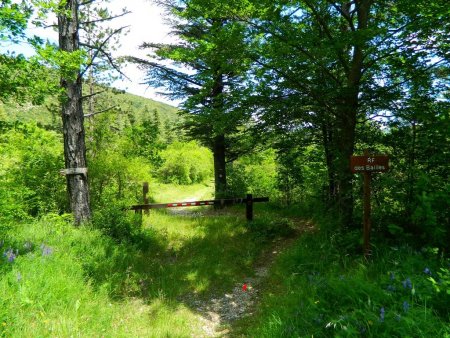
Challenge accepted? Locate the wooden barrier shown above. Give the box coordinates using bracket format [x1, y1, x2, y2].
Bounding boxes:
[130, 183, 268, 221]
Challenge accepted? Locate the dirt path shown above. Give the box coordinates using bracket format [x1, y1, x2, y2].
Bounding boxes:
[160, 187, 312, 337]
[184, 223, 312, 337]
[188, 260, 273, 337]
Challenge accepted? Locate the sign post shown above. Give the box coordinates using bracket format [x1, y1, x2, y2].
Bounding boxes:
[350, 150, 389, 257]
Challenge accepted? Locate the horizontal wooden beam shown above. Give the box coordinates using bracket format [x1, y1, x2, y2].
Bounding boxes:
[129, 197, 269, 211]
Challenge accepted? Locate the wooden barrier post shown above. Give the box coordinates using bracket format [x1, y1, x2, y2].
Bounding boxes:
[246, 193, 253, 221]
[143, 182, 149, 215]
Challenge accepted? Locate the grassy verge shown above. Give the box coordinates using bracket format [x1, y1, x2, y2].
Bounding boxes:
[4, 183, 446, 337]
[0, 183, 295, 336]
[0, 214, 203, 337]
[233, 211, 450, 337]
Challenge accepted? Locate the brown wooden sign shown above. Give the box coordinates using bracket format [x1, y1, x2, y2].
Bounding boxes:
[351, 152, 389, 258]
[350, 155, 389, 173]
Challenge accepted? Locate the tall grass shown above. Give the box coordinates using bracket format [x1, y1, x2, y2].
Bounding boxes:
[2, 184, 447, 337]
[0, 183, 293, 336]
[0, 214, 204, 337]
[233, 209, 450, 337]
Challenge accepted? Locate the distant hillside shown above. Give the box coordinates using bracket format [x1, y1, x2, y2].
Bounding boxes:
[0, 87, 180, 129]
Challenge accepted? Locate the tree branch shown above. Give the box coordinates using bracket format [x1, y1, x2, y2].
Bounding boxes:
[304, 0, 350, 73]
[80, 25, 130, 79]
[129, 57, 203, 87]
[326, 0, 356, 31]
[84, 105, 118, 118]
[80, 10, 131, 26]
[81, 88, 107, 100]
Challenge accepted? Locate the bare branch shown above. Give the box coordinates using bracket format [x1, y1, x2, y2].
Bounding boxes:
[84, 105, 118, 118]
[326, 0, 356, 31]
[80, 25, 130, 78]
[80, 10, 131, 26]
[81, 88, 107, 100]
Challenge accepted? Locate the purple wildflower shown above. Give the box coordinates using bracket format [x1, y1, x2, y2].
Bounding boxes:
[4, 248, 17, 263]
[423, 267, 431, 275]
[402, 301, 409, 313]
[402, 278, 412, 289]
[41, 245, 53, 256]
[387, 284, 396, 292]
[379, 307, 385, 322]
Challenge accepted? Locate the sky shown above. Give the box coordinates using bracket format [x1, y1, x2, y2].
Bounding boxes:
[107, 0, 175, 105]
[10, 0, 176, 106]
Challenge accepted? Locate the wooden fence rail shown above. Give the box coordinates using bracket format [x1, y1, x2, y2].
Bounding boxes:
[129, 191, 269, 221]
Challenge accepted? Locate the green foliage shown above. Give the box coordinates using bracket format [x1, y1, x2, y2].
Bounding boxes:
[157, 141, 213, 185]
[126, 114, 164, 166]
[0, 122, 66, 221]
[412, 175, 450, 250]
[0, 0, 32, 42]
[246, 217, 296, 242]
[0, 215, 201, 337]
[236, 222, 450, 337]
[276, 143, 327, 206]
[91, 201, 142, 243]
[36, 43, 88, 81]
[428, 267, 450, 297]
[0, 54, 59, 105]
[0, 0, 59, 105]
[227, 149, 278, 198]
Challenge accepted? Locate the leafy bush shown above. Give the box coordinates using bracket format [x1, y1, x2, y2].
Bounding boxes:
[157, 141, 212, 185]
[92, 202, 142, 243]
[412, 175, 450, 252]
[227, 149, 278, 198]
[88, 150, 153, 209]
[0, 122, 66, 221]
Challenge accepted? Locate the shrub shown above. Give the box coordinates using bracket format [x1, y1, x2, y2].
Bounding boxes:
[157, 141, 212, 185]
[0, 122, 66, 221]
[92, 202, 142, 243]
[227, 149, 278, 198]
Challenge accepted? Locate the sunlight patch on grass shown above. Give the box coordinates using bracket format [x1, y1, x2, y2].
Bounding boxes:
[149, 182, 213, 203]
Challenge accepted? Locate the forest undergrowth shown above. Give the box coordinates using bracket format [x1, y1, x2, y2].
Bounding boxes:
[1, 184, 448, 337]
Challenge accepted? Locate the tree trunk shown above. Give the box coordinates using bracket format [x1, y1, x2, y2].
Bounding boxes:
[213, 134, 227, 199]
[321, 121, 337, 203]
[211, 67, 227, 200]
[334, 89, 358, 227]
[332, 0, 371, 227]
[58, 0, 91, 225]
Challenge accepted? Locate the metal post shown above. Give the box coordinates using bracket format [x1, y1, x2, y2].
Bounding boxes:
[246, 193, 253, 221]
